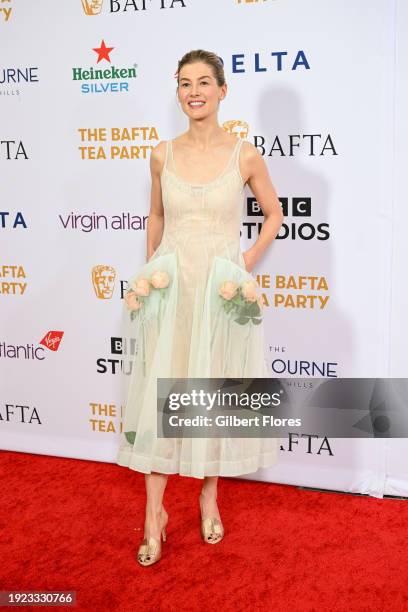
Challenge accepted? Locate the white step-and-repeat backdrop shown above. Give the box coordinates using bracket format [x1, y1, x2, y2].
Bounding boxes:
[1, 0, 407, 498]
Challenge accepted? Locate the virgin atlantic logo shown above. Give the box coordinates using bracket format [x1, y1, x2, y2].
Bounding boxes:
[39, 331, 64, 352]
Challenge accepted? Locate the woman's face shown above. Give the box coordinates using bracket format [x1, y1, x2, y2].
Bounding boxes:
[177, 61, 226, 119]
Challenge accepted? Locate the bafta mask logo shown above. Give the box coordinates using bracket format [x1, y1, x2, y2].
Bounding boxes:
[92, 265, 116, 299]
[81, 0, 103, 16]
[222, 120, 249, 139]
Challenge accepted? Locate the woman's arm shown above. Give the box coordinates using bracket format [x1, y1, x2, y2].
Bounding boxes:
[240, 141, 284, 273]
[146, 141, 166, 262]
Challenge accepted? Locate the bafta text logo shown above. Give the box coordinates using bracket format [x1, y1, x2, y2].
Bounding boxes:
[92, 265, 116, 299]
[77, 126, 158, 159]
[89, 401, 121, 434]
[0, 140, 28, 160]
[81, 0, 103, 15]
[274, 275, 330, 310]
[0, 264, 27, 296]
[222, 120, 249, 139]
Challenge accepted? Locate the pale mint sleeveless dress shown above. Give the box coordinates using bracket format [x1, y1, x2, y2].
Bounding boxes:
[117, 137, 279, 478]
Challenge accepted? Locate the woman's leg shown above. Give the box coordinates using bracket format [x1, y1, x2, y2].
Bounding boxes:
[143, 471, 169, 540]
[199, 475, 221, 521]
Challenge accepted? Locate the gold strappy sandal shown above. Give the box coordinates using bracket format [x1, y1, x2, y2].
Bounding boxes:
[137, 510, 168, 566]
[199, 493, 224, 544]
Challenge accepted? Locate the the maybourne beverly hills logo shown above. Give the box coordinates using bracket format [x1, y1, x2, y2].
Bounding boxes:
[72, 40, 137, 94]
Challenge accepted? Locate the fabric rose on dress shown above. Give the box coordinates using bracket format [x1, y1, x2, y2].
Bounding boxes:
[132, 277, 150, 297]
[126, 268, 172, 322]
[125, 291, 142, 311]
[241, 280, 258, 303]
[150, 270, 170, 289]
[218, 276, 262, 326]
[219, 280, 238, 301]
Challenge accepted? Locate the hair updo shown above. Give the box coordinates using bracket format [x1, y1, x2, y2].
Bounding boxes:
[176, 49, 226, 88]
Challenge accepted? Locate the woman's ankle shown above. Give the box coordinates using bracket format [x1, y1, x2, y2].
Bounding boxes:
[145, 504, 167, 525]
[200, 489, 217, 501]
[146, 501, 164, 514]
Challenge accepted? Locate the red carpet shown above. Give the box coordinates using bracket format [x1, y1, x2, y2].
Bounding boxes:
[1, 449, 407, 612]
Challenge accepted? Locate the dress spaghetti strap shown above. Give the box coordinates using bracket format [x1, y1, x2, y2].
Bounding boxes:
[230, 137, 244, 177]
[164, 140, 170, 172]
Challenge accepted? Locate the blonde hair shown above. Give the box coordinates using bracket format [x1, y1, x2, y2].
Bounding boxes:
[176, 49, 226, 88]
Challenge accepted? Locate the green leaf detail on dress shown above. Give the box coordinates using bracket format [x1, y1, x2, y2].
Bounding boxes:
[125, 431, 136, 444]
[219, 281, 263, 325]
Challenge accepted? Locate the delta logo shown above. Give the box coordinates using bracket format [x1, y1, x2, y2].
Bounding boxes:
[72, 39, 137, 94]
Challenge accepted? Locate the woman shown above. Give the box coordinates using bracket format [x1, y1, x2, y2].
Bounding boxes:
[117, 49, 284, 566]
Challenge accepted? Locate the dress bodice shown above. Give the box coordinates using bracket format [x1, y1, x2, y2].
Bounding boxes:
[158, 138, 245, 257]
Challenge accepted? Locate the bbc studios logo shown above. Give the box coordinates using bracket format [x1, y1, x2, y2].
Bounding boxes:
[96, 336, 135, 375]
[244, 196, 330, 242]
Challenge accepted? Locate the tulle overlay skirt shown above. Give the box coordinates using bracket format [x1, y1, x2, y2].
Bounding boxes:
[117, 244, 279, 479]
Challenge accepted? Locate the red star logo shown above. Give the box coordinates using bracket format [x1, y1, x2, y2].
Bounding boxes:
[92, 40, 114, 64]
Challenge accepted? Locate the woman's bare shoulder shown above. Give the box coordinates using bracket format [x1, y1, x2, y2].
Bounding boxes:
[239, 140, 262, 185]
[240, 139, 259, 158]
[150, 140, 168, 175]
